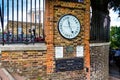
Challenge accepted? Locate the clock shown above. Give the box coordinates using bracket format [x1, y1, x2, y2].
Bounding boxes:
[58, 14, 81, 39]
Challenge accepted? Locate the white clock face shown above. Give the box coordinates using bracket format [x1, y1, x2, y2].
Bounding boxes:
[58, 14, 81, 39]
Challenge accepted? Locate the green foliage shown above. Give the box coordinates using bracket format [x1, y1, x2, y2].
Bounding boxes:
[110, 26, 120, 49]
[109, 0, 120, 17]
[0, 32, 2, 34]
[91, 0, 120, 16]
[37, 76, 42, 80]
[110, 0, 120, 12]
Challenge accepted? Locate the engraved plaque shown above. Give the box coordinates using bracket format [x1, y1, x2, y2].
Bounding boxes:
[66, 46, 74, 53]
[55, 47, 63, 58]
[56, 57, 84, 72]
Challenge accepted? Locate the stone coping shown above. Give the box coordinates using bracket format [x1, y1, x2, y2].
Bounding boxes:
[0, 43, 47, 51]
[1, 68, 15, 80]
[90, 42, 110, 47]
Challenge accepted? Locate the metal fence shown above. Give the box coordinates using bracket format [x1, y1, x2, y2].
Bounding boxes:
[90, 12, 110, 43]
[0, 0, 45, 45]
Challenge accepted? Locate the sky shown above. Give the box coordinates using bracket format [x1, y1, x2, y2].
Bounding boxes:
[0, 0, 44, 31]
[0, 0, 120, 32]
[109, 9, 120, 27]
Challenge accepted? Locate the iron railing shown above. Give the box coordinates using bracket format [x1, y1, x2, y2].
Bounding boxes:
[90, 12, 110, 43]
[0, 0, 45, 45]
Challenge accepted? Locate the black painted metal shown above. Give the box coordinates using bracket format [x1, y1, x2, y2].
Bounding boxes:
[26, 0, 28, 42]
[30, 0, 32, 42]
[90, 11, 110, 43]
[21, 0, 23, 42]
[35, 0, 36, 39]
[56, 58, 84, 72]
[0, 0, 44, 45]
[12, 0, 14, 43]
[17, 0, 18, 41]
[7, 0, 9, 44]
[39, 0, 41, 38]
[0, 1, 4, 45]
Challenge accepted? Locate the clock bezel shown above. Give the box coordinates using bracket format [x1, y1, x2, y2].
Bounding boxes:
[58, 14, 81, 40]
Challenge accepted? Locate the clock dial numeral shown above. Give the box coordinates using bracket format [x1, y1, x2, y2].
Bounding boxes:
[58, 14, 81, 39]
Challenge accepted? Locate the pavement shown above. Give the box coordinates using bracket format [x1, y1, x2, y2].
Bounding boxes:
[109, 61, 120, 80]
[109, 76, 120, 80]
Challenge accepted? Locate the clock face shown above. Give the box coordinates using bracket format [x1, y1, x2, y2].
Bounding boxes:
[58, 14, 81, 39]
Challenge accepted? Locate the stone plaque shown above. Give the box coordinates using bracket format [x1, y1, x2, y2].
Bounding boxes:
[55, 47, 63, 58]
[66, 46, 74, 53]
[56, 57, 84, 72]
[76, 46, 84, 57]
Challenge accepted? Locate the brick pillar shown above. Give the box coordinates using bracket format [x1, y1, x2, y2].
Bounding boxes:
[45, 0, 54, 73]
[84, 0, 90, 80]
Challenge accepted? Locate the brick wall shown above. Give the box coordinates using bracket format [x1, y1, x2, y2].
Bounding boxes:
[43, 71, 87, 80]
[45, 0, 90, 80]
[0, 0, 91, 80]
[1, 50, 46, 79]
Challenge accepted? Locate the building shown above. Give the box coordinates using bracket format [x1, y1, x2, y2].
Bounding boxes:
[3, 20, 43, 43]
[5, 20, 43, 36]
[27, 8, 43, 23]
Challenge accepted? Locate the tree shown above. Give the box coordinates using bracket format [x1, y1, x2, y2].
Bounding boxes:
[110, 26, 120, 49]
[90, 0, 120, 42]
[109, 0, 120, 16]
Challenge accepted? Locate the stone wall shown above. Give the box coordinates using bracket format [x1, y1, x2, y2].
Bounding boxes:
[90, 43, 109, 80]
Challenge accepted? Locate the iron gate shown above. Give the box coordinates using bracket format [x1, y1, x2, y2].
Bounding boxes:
[0, 0, 45, 45]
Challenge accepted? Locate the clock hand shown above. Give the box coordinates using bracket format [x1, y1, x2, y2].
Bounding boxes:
[68, 19, 74, 33]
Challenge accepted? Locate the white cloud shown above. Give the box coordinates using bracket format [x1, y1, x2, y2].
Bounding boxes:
[109, 9, 120, 27]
